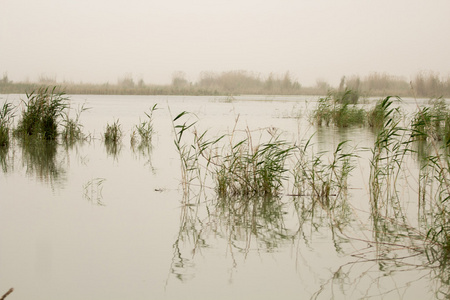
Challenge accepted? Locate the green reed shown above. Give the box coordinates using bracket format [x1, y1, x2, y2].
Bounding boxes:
[213, 129, 293, 198]
[171, 111, 293, 199]
[291, 138, 355, 212]
[367, 96, 397, 129]
[15, 86, 68, 140]
[104, 119, 122, 157]
[311, 93, 365, 128]
[171, 110, 203, 197]
[61, 102, 89, 144]
[104, 119, 122, 144]
[411, 97, 450, 142]
[0, 101, 15, 147]
[132, 104, 158, 145]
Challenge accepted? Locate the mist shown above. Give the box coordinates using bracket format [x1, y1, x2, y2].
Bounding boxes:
[1, 0, 450, 87]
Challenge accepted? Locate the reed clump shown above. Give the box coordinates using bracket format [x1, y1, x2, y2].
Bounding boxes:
[411, 98, 450, 142]
[291, 139, 355, 212]
[214, 130, 293, 198]
[104, 119, 122, 157]
[15, 86, 68, 140]
[61, 103, 89, 144]
[172, 111, 293, 199]
[367, 96, 399, 130]
[311, 93, 366, 127]
[0, 101, 15, 147]
[104, 119, 122, 144]
[131, 104, 157, 146]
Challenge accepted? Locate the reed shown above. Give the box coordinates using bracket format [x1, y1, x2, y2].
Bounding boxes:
[0, 101, 15, 147]
[61, 102, 89, 144]
[411, 97, 450, 142]
[15, 86, 68, 140]
[171, 111, 294, 199]
[104, 119, 122, 157]
[291, 139, 355, 211]
[104, 119, 122, 144]
[171, 110, 201, 197]
[131, 104, 158, 146]
[213, 129, 293, 198]
[311, 94, 366, 127]
[367, 96, 398, 129]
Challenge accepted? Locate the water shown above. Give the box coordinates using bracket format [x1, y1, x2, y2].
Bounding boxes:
[0, 94, 446, 299]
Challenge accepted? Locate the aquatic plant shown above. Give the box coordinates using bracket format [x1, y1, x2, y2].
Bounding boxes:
[411, 97, 450, 142]
[104, 119, 122, 144]
[311, 96, 333, 126]
[61, 102, 89, 144]
[171, 111, 202, 197]
[367, 96, 398, 129]
[172, 111, 294, 199]
[213, 129, 293, 198]
[291, 139, 355, 213]
[311, 95, 366, 127]
[103, 119, 122, 157]
[333, 103, 366, 127]
[15, 86, 68, 140]
[131, 104, 158, 145]
[0, 101, 15, 147]
[418, 140, 450, 262]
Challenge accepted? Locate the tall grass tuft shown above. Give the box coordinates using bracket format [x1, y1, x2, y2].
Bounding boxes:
[171, 111, 201, 197]
[61, 103, 89, 144]
[131, 104, 158, 146]
[311, 94, 366, 127]
[104, 119, 122, 144]
[367, 96, 398, 130]
[0, 101, 15, 147]
[15, 86, 68, 140]
[214, 129, 293, 198]
[411, 97, 450, 142]
[104, 119, 122, 157]
[292, 139, 355, 212]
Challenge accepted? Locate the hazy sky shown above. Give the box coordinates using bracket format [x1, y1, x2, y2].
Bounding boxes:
[1, 0, 449, 86]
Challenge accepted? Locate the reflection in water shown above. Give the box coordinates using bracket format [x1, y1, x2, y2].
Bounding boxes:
[214, 196, 289, 253]
[83, 178, 106, 206]
[0, 145, 12, 173]
[131, 139, 154, 171]
[104, 139, 122, 158]
[169, 195, 291, 283]
[169, 204, 203, 283]
[4, 95, 450, 299]
[17, 136, 66, 186]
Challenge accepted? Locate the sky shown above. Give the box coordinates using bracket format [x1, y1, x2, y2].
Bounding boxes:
[1, 0, 450, 86]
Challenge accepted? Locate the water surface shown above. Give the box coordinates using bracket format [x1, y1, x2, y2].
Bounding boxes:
[0, 94, 445, 299]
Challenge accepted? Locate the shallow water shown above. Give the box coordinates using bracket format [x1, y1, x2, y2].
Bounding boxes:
[0, 94, 447, 299]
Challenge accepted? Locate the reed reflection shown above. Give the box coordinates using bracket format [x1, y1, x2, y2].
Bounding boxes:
[17, 136, 66, 186]
[169, 195, 290, 282]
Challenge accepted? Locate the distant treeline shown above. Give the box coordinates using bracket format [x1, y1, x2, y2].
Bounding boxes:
[1, 70, 449, 98]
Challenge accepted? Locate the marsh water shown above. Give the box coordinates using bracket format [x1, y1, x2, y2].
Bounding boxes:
[0, 94, 447, 299]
